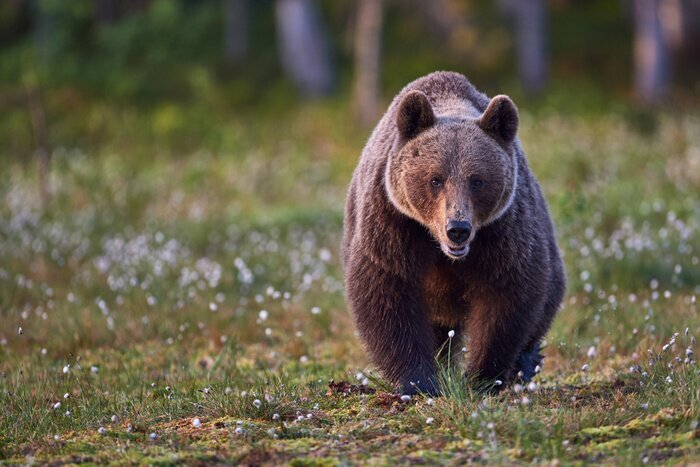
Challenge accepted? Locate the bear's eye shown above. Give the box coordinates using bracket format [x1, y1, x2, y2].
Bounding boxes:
[470, 177, 484, 190]
[430, 177, 444, 188]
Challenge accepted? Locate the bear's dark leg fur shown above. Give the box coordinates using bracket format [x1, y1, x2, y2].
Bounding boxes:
[347, 256, 438, 396]
[464, 297, 533, 385]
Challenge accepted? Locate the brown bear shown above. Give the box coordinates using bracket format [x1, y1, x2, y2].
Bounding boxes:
[343, 71, 565, 395]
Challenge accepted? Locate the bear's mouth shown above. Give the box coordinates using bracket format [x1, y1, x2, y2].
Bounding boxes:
[442, 243, 470, 259]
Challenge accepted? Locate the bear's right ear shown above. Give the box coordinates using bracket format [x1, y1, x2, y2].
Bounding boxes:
[478, 95, 519, 146]
[396, 91, 435, 141]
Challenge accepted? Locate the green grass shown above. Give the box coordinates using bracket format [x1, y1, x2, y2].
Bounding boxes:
[1, 101, 699, 464]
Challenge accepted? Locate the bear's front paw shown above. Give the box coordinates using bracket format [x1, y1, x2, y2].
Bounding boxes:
[400, 377, 440, 397]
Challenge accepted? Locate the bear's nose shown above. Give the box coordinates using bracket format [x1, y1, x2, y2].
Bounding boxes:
[446, 220, 472, 243]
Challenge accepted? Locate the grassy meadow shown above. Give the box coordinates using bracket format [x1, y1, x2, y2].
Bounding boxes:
[1, 99, 699, 464]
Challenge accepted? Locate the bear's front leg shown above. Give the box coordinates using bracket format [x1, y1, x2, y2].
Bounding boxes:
[465, 296, 533, 386]
[346, 255, 438, 395]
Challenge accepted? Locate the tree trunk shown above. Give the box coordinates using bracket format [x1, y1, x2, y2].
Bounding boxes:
[408, 0, 468, 44]
[502, 0, 548, 95]
[25, 84, 51, 208]
[223, 0, 248, 67]
[634, 0, 670, 103]
[97, 0, 117, 24]
[353, 0, 384, 127]
[274, 0, 335, 97]
[659, 0, 684, 50]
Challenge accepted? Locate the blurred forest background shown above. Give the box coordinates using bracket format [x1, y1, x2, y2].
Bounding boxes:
[2, 2, 700, 463]
[2, 0, 700, 172]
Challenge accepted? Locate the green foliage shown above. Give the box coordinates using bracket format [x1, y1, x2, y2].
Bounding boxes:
[6, 0, 220, 101]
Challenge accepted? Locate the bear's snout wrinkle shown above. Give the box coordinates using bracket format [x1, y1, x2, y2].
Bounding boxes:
[446, 220, 472, 244]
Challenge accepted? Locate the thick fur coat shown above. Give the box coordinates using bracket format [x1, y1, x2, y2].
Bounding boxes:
[343, 71, 565, 394]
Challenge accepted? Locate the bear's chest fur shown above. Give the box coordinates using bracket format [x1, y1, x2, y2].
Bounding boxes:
[421, 261, 473, 327]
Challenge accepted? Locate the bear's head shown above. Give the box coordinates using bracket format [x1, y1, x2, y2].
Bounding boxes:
[386, 90, 519, 260]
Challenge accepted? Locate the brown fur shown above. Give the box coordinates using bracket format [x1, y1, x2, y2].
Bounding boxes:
[343, 71, 566, 394]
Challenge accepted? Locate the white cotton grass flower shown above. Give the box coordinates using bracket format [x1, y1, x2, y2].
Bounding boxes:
[400, 395, 411, 402]
[587, 346, 597, 358]
[149, 432, 158, 440]
[192, 418, 202, 428]
[97, 427, 107, 435]
[448, 330, 455, 338]
[253, 399, 262, 408]
[426, 398, 435, 406]
[272, 413, 280, 420]
[111, 415, 119, 423]
[426, 417, 434, 425]
[62, 365, 70, 374]
[52, 402, 61, 410]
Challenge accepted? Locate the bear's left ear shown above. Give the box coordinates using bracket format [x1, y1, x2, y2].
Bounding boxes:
[477, 95, 519, 146]
[397, 90, 435, 141]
